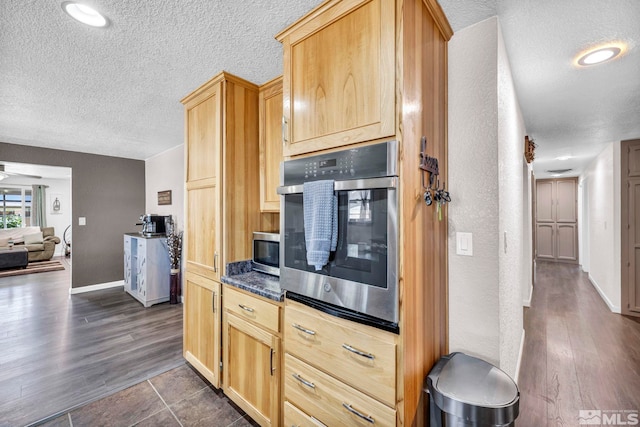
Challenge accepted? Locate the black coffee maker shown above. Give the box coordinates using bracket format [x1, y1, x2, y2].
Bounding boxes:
[138, 214, 171, 236]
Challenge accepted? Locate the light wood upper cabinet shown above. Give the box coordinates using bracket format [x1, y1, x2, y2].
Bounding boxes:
[182, 72, 261, 280]
[184, 272, 221, 388]
[186, 82, 222, 183]
[276, 0, 396, 156]
[259, 76, 283, 212]
[223, 286, 282, 427]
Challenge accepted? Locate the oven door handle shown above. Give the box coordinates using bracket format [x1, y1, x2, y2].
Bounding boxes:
[277, 176, 398, 195]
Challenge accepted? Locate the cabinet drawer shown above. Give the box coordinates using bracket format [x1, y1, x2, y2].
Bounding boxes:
[285, 354, 395, 427]
[284, 401, 326, 427]
[224, 285, 280, 333]
[285, 301, 396, 406]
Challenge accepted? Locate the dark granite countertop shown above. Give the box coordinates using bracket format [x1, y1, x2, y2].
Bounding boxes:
[221, 260, 283, 302]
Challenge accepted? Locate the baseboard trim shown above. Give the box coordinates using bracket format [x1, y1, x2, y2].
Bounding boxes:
[69, 280, 124, 294]
[587, 274, 621, 313]
[515, 329, 525, 384]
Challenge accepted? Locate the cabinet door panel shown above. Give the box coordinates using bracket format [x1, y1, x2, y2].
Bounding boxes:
[536, 180, 554, 222]
[223, 312, 279, 426]
[556, 179, 577, 222]
[281, 0, 395, 155]
[186, 84, 222, 182]
[259, 78, 283, 212]
[629, 145, 640, 177]
[557, 223, 577, 262]
[184, 272, 220, 388]
[536, 224, 555, 260]
[186, 185, 221, 281]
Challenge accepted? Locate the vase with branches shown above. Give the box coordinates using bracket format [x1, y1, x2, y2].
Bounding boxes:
[165, 219, 183, 304]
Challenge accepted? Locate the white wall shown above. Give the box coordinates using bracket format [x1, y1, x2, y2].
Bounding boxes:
[497, 23, 526, 377]
[145, 145, 185, 231]
[448, 16, 526, 378]
[523, 163, 534, 306]
[44, 178, 72, 257]
[581, 142, 621, 312]
[448, 17, 501, 367]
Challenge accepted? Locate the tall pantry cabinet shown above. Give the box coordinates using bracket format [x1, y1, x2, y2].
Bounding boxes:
[276, 0, 452, 424]
[181, 72, 262, 388]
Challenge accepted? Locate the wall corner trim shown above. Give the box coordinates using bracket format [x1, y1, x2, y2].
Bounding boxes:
[522, 285, 533, 307]
[514, 329, 525, 385]
[587, 274, 621, 313]
[69, 280, 124, 294]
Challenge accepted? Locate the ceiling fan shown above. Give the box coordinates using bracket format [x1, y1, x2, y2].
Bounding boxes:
[0, 164, 42, 181]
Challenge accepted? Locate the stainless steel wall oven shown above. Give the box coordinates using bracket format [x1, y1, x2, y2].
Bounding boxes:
[278, 141, 399, 332]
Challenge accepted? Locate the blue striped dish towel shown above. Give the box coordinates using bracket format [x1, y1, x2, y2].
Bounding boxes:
[303, 180, 337, 270]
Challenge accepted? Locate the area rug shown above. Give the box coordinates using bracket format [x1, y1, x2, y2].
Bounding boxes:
[0, 260, 65, 278]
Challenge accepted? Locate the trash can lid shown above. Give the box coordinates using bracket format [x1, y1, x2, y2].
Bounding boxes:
[434, 353, 518, 408]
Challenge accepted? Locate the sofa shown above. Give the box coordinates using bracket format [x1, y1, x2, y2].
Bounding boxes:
[0, 226, 61, 262]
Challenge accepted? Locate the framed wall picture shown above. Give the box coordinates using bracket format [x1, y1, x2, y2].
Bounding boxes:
[50, 193, 63, 215]
[158, 190, 172, 206]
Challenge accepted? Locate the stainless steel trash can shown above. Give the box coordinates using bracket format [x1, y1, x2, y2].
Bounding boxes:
[426, 352, 519, 426]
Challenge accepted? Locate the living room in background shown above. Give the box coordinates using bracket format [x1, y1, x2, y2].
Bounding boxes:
[0, 162, 72, 258]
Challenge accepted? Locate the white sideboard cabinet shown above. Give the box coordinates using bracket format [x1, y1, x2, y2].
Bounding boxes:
[124, 234, 170, 307]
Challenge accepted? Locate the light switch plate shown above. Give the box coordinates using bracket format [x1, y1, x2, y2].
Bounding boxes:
[79, 217, 86, 226]
[456, 232, 473, 256]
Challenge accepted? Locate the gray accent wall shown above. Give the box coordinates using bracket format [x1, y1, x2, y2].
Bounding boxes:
[1, 142, 145, 289]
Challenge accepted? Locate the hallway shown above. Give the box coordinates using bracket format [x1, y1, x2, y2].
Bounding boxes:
[519, 262, 640, 425]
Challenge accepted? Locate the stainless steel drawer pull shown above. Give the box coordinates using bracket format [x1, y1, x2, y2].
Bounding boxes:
[292, 373, 315, 389]
[238, 304, 254, 313]
[292, 323, 316, 335]
[342, 403, 375, 424]
[342, 344, 375, 360]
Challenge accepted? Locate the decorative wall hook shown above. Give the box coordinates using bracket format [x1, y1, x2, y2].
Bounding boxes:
[419, 136, 451, 219]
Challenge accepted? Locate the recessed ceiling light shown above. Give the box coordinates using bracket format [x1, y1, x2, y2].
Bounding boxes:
[62, 2, 109, 27]
[576, 44, 625, 67]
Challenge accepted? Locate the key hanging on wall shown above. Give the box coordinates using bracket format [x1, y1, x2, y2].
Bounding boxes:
[419, 136, 451, 219]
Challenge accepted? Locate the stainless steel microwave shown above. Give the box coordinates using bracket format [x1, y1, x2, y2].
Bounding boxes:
[252, 232, 280, 277]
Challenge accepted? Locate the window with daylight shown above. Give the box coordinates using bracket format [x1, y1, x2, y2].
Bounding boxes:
[0, 188, 32, 229]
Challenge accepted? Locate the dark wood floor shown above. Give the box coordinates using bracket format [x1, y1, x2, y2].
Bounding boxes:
[0, 258, 184, 427]
[519, 261, 640, 426]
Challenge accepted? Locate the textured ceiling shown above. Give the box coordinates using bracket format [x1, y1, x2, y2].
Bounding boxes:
[1, 1, 639, 179]
[0, 0, 322, 160]
[439, 0, 640, 178]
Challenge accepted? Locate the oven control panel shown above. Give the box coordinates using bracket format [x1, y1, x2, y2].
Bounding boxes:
[283, 141, 398, 185]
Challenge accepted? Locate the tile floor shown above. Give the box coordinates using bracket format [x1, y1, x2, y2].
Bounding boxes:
[38, 364, 258, 427]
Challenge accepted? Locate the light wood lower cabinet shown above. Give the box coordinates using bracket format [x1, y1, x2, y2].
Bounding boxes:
[285, 354, 396, 427]
[285, 301, 396, 406]
[284, 300, 396, 426]
[284, 401, 325, 427]
[183, 272, 221, 388]
[222, 286, 282, 427]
